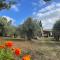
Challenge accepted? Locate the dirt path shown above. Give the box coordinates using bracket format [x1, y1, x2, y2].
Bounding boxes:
[4, 38, 60, 60]
[13, 41, 40, 51]
[13, 40, 60, 60]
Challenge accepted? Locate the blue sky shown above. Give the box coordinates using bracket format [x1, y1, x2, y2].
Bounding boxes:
[0, 0, 60, 29]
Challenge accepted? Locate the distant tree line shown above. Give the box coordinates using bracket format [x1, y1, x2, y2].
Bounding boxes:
[1, 16, 60, 41]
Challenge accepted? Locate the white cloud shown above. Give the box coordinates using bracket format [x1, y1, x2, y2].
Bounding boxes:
[39, 4, 55, 13]
[32, 0, 46, 11]
[39, 0, 46, 6]
[36, 8, 60, 18]
[42, 17, 59, 29]
[32, 11, 37, 15]
[11, 5, 19, 12]
[56, 3, 60, 7]
[33, 2, 60, 29]
[2, 16, 16, 26]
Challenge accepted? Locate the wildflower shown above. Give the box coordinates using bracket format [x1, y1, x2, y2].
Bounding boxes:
[15, 48, 21, 56]
[5, 41, 13, 48]
[22, 55, 31, 60]
[0, 45, 5, 49]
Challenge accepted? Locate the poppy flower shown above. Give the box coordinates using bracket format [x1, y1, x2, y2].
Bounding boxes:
[5, 41, 13, 48]
[22, 55, 31, 60]
[0, 45, 5, 49]
[15, 48, 21, 56]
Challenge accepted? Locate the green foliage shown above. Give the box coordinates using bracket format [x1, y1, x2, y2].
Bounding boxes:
[52, 20, 60, 41]
[0, 48, 14, 60]
[16, 17, 42, 40]
[39, 20, 42, 28]
[53, 20, 60, 31]
[17, 17, 35, 40]
[0, 0, 16, 10]
[0, 17, 16, 36]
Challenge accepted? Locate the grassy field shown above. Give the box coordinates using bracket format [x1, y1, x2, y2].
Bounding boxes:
[4, 37, 60, 60]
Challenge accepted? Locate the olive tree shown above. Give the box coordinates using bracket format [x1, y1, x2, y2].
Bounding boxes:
[17, 17, 35, 40]
[52, 20, 60, 41]
[16, 17, 42, 40]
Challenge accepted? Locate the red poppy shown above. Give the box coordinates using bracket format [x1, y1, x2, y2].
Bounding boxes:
[15, 48, 21, 56]
[22, 55, 31, 60]
[5, 41, 13, 48]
